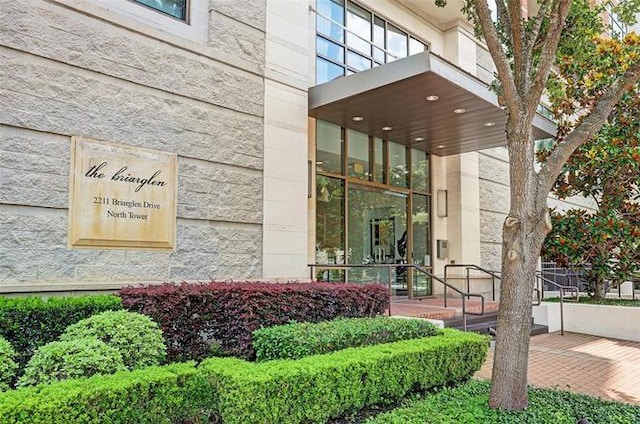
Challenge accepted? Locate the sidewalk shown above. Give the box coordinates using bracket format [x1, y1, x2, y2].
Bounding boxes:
[475, 332, 640, 405]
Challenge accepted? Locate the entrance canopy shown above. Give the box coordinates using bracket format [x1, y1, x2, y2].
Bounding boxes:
[309, 52, 556, 156]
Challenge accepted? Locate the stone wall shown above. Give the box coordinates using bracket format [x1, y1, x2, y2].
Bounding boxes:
[0, 0, 267, 291]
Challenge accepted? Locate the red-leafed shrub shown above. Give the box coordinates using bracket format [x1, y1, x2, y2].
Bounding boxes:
[118, 282, 389, 361]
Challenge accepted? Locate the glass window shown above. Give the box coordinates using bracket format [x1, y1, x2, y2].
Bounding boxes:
[373, 16, 385, 62]
[317, 120, 343, 174]
[412, 194, 431, 266]
[317, 36, 344, 63]
[316, 57, 344, 84]
[134, 0, 187, 20]
[409, 37, 425, 56]
[317, 0, 345, 42]
[389, 142, 408, 188]
[347, 50, 372, 72]
[346, 1, 372, 55]
[373, 137, 385, 183]
[347, 130, 370, 180]
[411, 148, 429, 192]
[316, 176, 345, 265]
[387, 24, 408, 62]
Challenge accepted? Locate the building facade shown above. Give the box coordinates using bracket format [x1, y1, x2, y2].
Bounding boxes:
[1, 0, 583, 296]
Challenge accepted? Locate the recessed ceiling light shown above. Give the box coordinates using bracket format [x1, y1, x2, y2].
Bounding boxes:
[381, 126, 392, 131]
[453, 108, 466, 114]
[414, 137, 425, 142]
[437, 145, 445, 149]
[484, 122, 496, 127]
[426, 95, 439, 101]
[352, 116, 364, 122]
[316, 161, 324, 165]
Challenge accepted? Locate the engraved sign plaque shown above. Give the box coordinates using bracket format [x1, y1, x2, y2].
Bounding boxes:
[69, 137, 177, 250]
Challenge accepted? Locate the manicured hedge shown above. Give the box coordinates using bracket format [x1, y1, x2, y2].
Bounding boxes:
[0, 336, 17, 392]
[253, 316, 443, 361]
[0, 363, 214, 424]
[366, 379, 640, 423]
[0, 329, 487, 424]
[202, 329, 488, 424]
[0, 295, 123, 369]
[119, 282, 389, 361]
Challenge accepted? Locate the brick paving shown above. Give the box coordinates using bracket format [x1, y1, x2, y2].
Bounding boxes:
[475, 332, 640, 405]
[389, 298, 500, 319]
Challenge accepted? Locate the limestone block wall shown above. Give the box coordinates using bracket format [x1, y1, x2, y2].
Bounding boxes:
[0, 0, 268, 291]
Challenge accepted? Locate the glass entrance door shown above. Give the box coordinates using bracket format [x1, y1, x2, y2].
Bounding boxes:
[347, 185, 408, 296]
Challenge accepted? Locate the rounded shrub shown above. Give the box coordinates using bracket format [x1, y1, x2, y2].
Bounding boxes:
[18, 338, 126, 387]
[0, 336, 18, 391]
[60, 310, 166, 370]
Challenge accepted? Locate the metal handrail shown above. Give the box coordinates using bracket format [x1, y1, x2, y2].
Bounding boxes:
[444, 264, 500, 302]
[308, 263, 485, 331]
[534, 271, 580, 336]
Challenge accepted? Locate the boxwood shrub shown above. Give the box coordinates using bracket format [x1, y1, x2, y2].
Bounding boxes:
[0, 295, 122, 368]
[17, 338, 126, 388]
[60, 310, 166, 370]
[253, 316, 443, 361]
[0, 336, 17, 391]
[0, 363, 214, 424]
[366, 379, 640, 423]
[202, 329, 489, 424]
[0, 329, 487, 424]
[120, 282, 389, 361]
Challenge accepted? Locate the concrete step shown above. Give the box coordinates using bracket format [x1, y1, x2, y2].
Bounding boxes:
[444, 312, 548, 337]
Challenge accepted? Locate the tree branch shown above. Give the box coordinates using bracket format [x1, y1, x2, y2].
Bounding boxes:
[524, 0, 553, 55]
[507, 0, 526, 92]
[537, 64, 640, 207]
[473, 0, 520, 108]
[526, 0, 572, 114]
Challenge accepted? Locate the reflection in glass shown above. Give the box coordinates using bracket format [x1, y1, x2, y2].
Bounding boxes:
[316, 57, 344, 84]
[389, 142, 408, 188]
[346, 1, 372, 55]
[347, 129, 370, 180]
[135, 0, 186, 20]
[316, 120, 343, 174]
[387, 24, 408, 62]
[412, 194, 432, 296]
[347, 185, 407, 295]
[317, 0, 345, 42]
[411, 148, 429, 192]
[347, 51, 372, 72]
[409, 37, 426, 56]
[316, 177, 345, 281]
[373, 16, 385, 62]
[317, 36, 344, 63]
[373, 137, 384, 183]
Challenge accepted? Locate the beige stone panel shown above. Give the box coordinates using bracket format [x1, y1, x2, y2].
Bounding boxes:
[1, 1, 264, 116]
[479, 179, 510, 214]
[68, 137, 177, 250]
[430, 154, 448, 275]
[478, 151, 510, 184]
[480, 210, 505, 244]
[211, 0, 267, 31]
[208, 11, 266, 67]
[0, 49, 264, 170]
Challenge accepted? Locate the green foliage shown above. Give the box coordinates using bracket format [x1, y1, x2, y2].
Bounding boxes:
[60, 310, 166, 370]
[366, 379, 640, 423]
[0, 295, 122, 369]
[0, 336, 17, 392]
[253, 317, 443, 361]
[202, 329, 488, 424]
[0, 363, 215, 424]
[0, 329, 486, 423]
[544, 297, 640, 307]
[17, 338, 127, 387]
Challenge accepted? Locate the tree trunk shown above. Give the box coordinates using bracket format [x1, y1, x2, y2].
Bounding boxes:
[593, 276, 607, 300]
[488, 226, 542, 410]
[488, 117, 548, 410]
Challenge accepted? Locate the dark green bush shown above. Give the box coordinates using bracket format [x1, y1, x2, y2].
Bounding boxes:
[202, 329, 489, 424]
[0, 329, 487, 424]
[0, 336, 17, 391]
[366, 379, 640, 423]
[253, 316, 443, 361]
[0, 295, 122, 369]
[17, 338, 126, 387]
[60, 310, 166, 370]
[0, 363, 214, 424]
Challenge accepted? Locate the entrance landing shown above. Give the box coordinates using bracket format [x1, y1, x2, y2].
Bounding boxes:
[389, 298, 499, 320]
